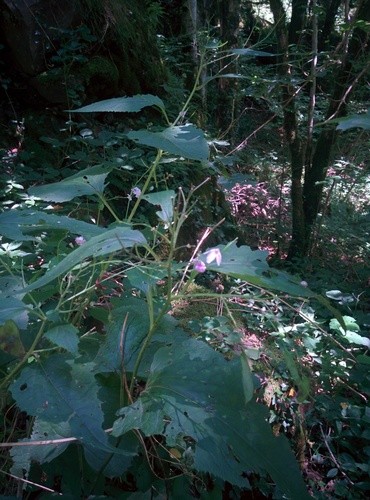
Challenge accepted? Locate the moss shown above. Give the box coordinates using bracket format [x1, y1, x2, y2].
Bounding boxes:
[80, 0, 166, 95]
[83, 56, 119, 83]
[82, 56, 119, 98]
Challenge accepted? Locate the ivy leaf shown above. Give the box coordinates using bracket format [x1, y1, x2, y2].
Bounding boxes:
[0, 209, 104, 241]
[21, 226, 146, 293]
[127, 124, 209, 161]
[113, 339, 310, 498]
[28, 165, 112, 202]
[69, 94, 165, 113]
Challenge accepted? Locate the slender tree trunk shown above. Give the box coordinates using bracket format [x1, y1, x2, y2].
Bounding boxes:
[270, 0, 307, 258]
[303, 0, 370, 252]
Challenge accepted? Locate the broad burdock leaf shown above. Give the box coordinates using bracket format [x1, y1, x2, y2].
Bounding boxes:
[231, 48, 275, 57]
[28, 165, 112, 202]
[125, 264, 169, 293]
[69, 94, 165, 113]
[0, 209, 104, 241]
[0, 276, 25, 297]
[198, 242, 315, 297]
[44, 324, 79, 354]
[127, 124, 209, 161]
[142, 190, 176, 223]
[21, 226, 146, 293]
[112, 339, 310, 498]
[93, 296, 184, 376]
[336, 109, 370, 131]
[10, 356, 136, 475]
[0, 297, 30, 329]
[10, 419, 71, 478]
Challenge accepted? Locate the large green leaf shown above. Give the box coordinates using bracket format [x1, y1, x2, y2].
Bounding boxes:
[28, 165, 112, 202]
[93, 296, 183, 377]
[0, 297, 30, 329]
[112, 339, 310, 498]
[127, 124, 209, 161]
[44, 323, 80, 354]
[125, 264, 169, 293]
[336, 109, 370, 131]
[0, 209, 104, 241]
[142, 190, 176, 223]
[231, 48, 275, 57]
[20, 226, 146, 294]
[69, 94, 165, 113]
[198, 243, 315, 297]
[10, 356, 136, 474]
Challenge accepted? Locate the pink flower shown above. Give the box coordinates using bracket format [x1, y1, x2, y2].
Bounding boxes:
[75, 236, 86, 246]
[131, 187, 141, 198]
[194, 260, 207, 273]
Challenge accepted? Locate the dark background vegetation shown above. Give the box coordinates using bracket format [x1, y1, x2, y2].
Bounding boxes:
[0, 0, 369, 498]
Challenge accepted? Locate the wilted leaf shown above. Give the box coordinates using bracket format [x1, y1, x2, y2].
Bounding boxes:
[0, 320, 25, 357]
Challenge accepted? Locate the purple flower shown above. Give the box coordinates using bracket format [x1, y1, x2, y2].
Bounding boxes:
[75, 236, 86, 246]
[131, 187, 141, 198]
[193, 260, 207, 273]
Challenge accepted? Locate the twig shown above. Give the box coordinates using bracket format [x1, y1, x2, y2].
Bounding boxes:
[0, 470, 63, 495]
[319, 424, 354, 485]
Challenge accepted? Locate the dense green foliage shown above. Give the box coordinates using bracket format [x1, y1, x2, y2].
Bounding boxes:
[0, 1, 369, 498]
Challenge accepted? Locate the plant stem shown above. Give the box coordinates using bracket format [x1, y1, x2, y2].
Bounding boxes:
[127, 149, 163, 223]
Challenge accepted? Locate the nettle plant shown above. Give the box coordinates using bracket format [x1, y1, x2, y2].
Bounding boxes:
[0, 94, 321, 498]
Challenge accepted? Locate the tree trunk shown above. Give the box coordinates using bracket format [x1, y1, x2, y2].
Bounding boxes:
[303, 0, 370, 252]
[269, 0, 369, 260]
[270, 0, 307, 258]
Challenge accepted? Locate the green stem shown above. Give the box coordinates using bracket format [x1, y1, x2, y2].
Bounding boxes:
[96, 192, 121, 222]
[173, 51, 206, 126]
[127, 149, 163, 223]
